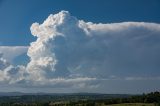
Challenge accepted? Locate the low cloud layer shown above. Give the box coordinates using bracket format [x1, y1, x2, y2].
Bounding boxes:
[0, 11, 160, 93]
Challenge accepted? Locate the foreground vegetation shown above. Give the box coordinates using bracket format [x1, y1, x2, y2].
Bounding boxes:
[0, 91, 159, 106]
[105, 103, 155, 106]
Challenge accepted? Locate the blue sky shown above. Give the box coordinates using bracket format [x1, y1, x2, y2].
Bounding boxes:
[0, 0, 160, 93]
[0, 0, 160, 46]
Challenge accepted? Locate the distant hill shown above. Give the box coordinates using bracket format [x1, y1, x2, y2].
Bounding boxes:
[0, 92, 31, 96]
[0, 92, 132, 97]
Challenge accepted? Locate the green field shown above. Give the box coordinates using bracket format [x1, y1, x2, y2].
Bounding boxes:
[105, 103, 155, 106]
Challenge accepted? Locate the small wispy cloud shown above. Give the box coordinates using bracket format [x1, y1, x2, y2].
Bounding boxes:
[0, 46, 28, 62]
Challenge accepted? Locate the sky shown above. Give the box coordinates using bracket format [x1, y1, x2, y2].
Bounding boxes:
[0, 0, 160, 94]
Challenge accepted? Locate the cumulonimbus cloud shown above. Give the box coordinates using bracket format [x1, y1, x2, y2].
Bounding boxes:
[27, 11, 160, 78]
[0, 11, 160, 91]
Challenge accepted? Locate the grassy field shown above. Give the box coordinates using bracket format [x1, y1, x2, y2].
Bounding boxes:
[105, 103, 155, 106]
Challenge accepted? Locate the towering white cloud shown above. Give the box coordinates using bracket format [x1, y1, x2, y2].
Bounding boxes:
[27, 11, 160, 80]
[0, 11, 160, 92]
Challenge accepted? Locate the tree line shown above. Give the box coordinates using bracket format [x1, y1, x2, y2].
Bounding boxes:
[0, 91, 159, 106]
